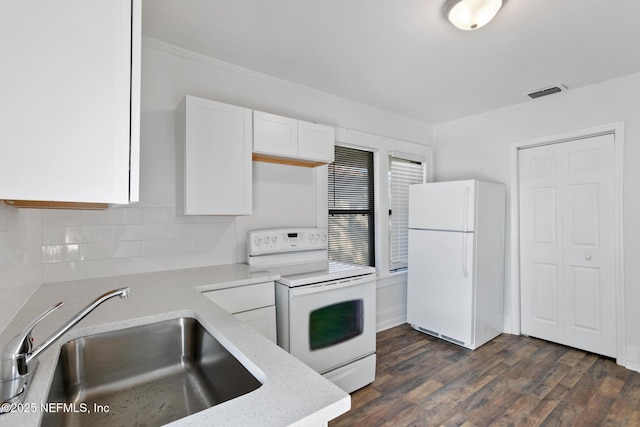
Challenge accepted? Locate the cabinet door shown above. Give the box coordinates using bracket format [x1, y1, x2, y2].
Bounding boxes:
[298, 120, 335, 163]
[235, 307, 277, 344]
[203, 282, 277, 343]
[0, 0, 140, 204]
[176, 96, 252, 215]
[253, 111, 298, 157]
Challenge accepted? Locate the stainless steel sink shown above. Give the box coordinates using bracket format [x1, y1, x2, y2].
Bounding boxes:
[42, 317, 262, 426]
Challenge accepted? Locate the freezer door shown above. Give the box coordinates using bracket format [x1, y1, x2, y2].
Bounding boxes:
[409, 180, 476, 232]
[407, 229, 475, 345]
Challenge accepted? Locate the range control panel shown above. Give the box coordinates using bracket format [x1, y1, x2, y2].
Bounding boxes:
[247, 228, 328, 256]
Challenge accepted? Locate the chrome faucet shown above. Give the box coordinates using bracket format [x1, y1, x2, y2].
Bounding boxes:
[0, 287, 130, 412]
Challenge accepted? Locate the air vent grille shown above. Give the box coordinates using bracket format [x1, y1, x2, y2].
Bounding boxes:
[527, 84, 567, 99]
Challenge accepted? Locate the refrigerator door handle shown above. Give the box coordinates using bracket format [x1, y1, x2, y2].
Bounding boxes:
[462, 233, 469, 278]
[463, 186, 470, 232]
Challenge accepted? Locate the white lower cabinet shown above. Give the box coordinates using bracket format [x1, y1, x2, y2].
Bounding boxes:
[234, 307, 277, 344]
[175, 96, 253, 215]
[203, 281, 277, 343]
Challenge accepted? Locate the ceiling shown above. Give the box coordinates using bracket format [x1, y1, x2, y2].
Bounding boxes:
[142, 0, 640, 125]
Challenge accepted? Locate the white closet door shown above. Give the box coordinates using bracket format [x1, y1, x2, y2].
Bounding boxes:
[519, 134, 616, 357]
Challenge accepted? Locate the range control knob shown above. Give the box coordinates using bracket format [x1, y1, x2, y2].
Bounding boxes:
[309, 234, 314, 241]
[265, 236, 271, 244]
[272, 235, 278, 244]
[254, 237, 262, 246]
[321, 233, 327, 242]
[314, 233, 320, 241]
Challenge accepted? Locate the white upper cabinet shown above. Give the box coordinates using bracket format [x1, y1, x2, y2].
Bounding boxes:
[0, 0, 141, 204]
[253, 111, 298, 158]
[175, 96, 253, 216]
[253, 111, 334, 166]
[297, 120, 335, 163]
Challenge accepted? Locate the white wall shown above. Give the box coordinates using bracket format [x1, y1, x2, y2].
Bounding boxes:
[0, 39, 432, 333]
[433, 73, 640, 368]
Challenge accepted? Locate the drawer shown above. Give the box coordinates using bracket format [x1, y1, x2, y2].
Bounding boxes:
[203, 281, 275, 314]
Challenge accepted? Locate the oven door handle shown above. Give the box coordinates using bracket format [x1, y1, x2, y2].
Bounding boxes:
[290, 275, 375, 297]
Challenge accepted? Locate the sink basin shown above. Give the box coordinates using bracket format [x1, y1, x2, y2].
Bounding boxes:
[42, 317, 262, 426]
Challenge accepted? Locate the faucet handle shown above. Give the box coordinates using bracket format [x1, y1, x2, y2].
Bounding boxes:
[4, 302, 64, 358]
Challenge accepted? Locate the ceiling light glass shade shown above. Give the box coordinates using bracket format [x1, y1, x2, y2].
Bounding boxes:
[443, 0, 503, 31]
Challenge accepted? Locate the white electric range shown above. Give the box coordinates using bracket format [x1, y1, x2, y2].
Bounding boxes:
[247, 227, 376, 393]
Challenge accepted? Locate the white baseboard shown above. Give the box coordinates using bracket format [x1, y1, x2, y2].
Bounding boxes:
[377, 312, 406, 332]
[502, 314, 513, 334]
[625, 345, 640, 372]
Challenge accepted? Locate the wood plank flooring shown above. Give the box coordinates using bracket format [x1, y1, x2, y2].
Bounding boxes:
[330, 324, 640, 426]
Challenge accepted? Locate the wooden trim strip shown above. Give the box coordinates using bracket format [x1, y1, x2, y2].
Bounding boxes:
[252, 153, 325, 168]
[3, 200, 108, 210]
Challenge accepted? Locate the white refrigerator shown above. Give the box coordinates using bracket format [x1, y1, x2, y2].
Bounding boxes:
[407, 179, 506, 350]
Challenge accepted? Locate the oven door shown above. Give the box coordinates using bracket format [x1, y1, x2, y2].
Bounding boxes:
[287, 275, 376, 374]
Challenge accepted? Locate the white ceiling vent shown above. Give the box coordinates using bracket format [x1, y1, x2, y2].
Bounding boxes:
[527, 84, 568, 99]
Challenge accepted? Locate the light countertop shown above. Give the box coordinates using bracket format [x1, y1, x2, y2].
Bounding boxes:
[0, 264, 350, 426]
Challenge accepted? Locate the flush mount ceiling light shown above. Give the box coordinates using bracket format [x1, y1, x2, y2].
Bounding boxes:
[443, 0, 504, 31]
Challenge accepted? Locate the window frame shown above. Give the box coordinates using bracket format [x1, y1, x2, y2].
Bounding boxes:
[328, 145, 376, 267]
[388, 153, 426, 271]
[329, 127, 433, 277]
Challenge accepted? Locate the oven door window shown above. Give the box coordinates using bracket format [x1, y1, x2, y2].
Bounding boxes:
[309, 299, 364, 350]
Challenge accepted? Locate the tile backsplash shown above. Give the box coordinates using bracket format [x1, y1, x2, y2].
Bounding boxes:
[0, 204, 42, 329]
[39, 207, 237, 283]
[0, 203, 238, 297]
[0, 202, 240, 332]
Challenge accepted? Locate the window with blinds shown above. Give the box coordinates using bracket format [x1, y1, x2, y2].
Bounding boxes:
[389, 156, 425, 270]
[328, 146, 375, 267]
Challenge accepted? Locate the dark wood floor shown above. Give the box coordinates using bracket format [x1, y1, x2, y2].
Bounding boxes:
[330, 324, 640, 427]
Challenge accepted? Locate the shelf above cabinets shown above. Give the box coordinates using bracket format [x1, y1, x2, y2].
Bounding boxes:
[253, 111, 335, 167]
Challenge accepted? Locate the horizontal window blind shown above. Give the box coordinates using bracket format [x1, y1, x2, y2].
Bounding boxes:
[389, 156, 424, 270]
[328, 146, 375, 267]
